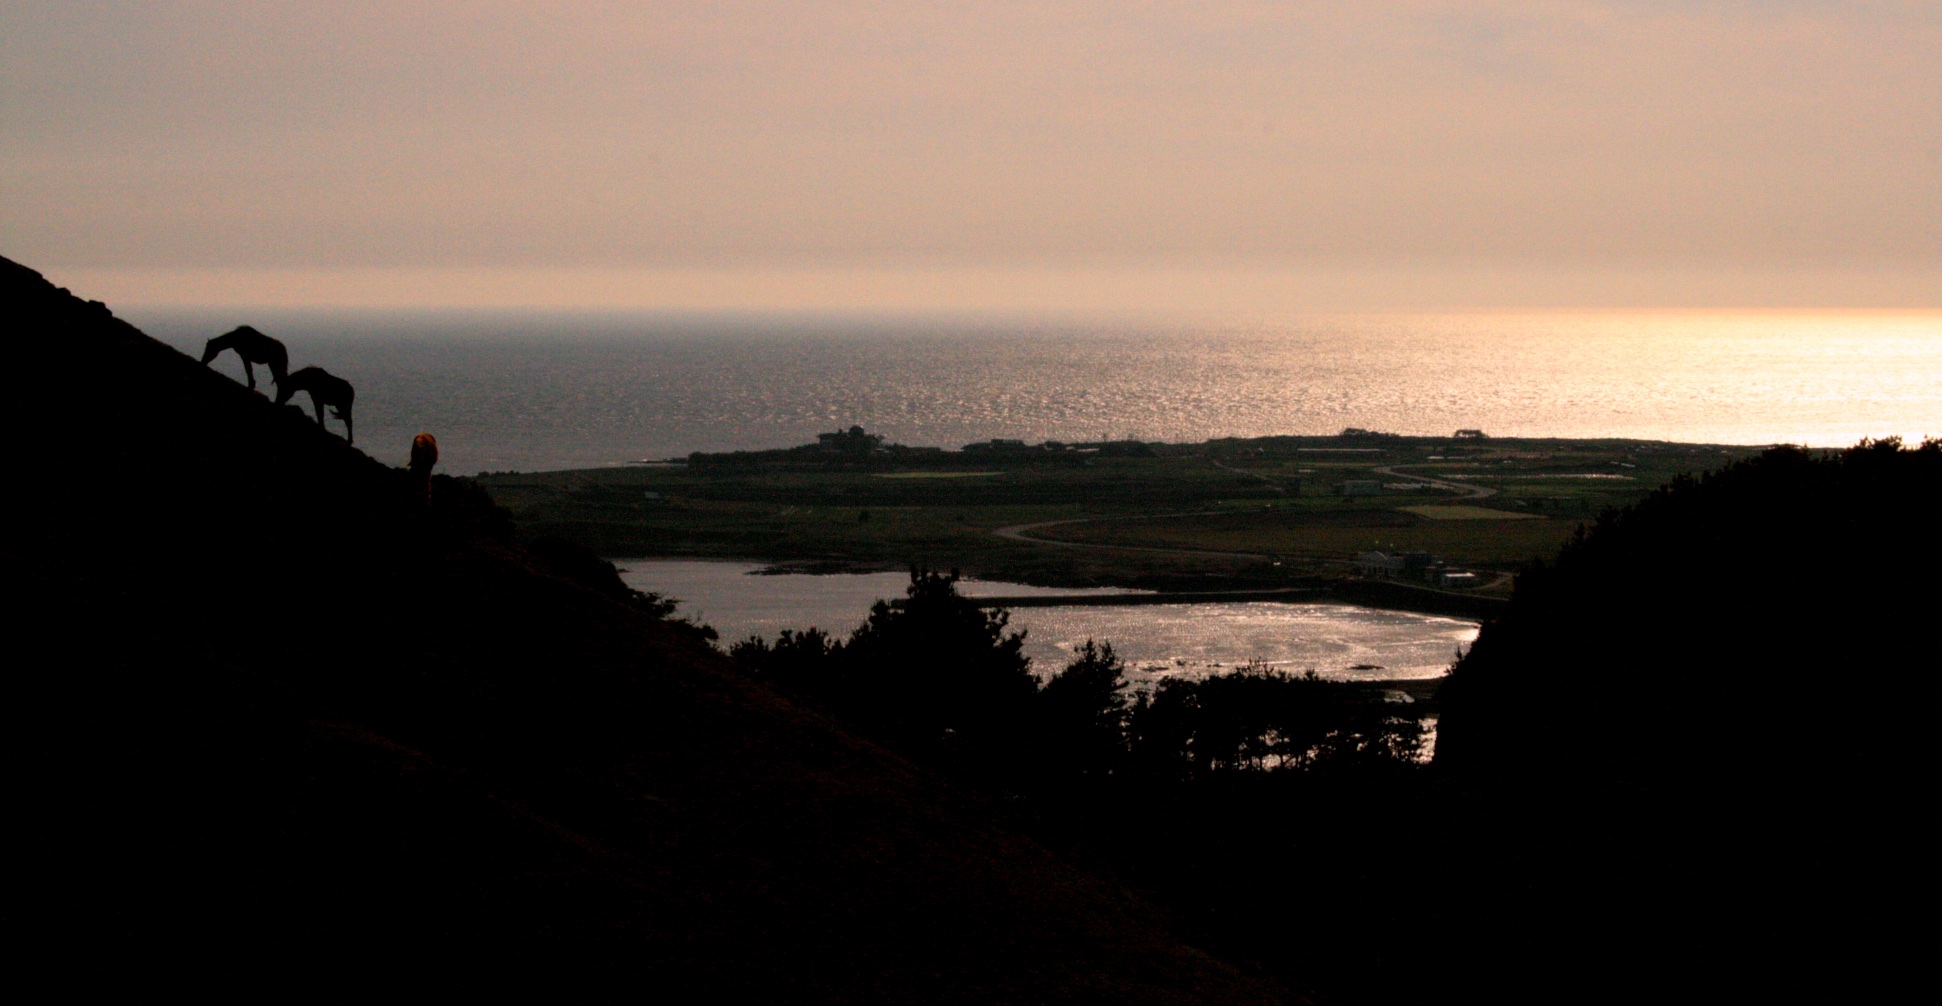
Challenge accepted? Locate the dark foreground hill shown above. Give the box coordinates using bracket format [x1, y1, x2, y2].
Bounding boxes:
[1439, 437, 1939, 790]
[1435, 439, 1939, 999]
[2, 257, 1285, 1001]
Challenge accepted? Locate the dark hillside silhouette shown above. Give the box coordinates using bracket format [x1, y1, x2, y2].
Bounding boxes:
[1, 255, 1284, 1001]
[1435, 439, 1939, 1000]
[200, 324, 288, 390]
[1439, 439, 1938, 787]
[275, 364, 356, 442]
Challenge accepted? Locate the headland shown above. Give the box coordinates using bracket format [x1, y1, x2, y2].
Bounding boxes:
[481, 427, 1770, 617]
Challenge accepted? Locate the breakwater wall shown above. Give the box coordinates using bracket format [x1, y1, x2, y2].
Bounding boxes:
[970, 587, 1326, 608]
[1326, 579, 1507, 619]
[966, 580, 1507, 620]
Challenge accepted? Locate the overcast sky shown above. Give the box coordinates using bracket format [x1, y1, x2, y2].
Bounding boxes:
[4, 2, 1937, 311]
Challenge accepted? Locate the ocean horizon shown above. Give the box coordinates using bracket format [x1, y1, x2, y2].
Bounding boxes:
[131, 307, 1942, 474]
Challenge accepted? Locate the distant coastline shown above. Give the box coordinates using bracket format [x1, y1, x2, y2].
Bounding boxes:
[485, 430, 1722, 622]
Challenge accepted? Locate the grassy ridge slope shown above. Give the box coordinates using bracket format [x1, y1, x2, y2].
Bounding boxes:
[3, 256, 1284, 1001]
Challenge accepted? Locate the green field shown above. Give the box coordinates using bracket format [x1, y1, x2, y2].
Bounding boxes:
[477, 433, 1768, 592]
[874, 470, 1004, 479]
[1398, 505, 1541, 520]
[1037, 506, 1580, 568]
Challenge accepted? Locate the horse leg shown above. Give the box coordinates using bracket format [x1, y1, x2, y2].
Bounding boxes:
[243, 360, 256, 390]
[313, 398, 327, 426]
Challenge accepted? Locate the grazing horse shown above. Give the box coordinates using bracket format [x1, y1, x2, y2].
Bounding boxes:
[200, 326, 288, 391]
[276, 366, 356, 443]
[409, 433, 439, 506]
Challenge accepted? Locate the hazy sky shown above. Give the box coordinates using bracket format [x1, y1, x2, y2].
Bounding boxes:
[4, 2, 1937, 311]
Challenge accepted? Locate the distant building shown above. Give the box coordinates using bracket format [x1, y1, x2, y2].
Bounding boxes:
[817, 425, 884, 455]
[1336, 479, 1382, 496]
[1454, 429, 1489, 439]
[1356, 550, 1405, 575]
[1356, 549, 1480, 588]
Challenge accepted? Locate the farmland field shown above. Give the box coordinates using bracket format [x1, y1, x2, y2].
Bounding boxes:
[1036, 507, 1580, 568]
[477, 433, 1765, 592]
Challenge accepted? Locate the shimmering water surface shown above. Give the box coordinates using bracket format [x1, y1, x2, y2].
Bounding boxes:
[134, 309, 1942, 473]
[620, 560, 1479, 685]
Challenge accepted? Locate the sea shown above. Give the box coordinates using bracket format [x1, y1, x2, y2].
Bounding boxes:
[133, 307, 1940, 688]
[133, 309, 1942, 475]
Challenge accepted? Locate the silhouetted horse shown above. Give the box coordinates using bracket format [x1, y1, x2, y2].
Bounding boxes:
[200, 326, 288, 391]
[410, 433, 439, 506]
[276, 366, 356, 443]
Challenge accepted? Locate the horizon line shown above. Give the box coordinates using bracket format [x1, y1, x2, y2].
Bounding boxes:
[40, 263, 1942, 315]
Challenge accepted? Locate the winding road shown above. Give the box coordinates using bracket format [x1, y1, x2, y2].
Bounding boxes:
[1372, 465, 1498, 499]
[991, 511, 1286, 562]
[990, 458, 1288, 561]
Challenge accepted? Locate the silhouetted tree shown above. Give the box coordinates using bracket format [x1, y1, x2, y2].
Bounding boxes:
[1037, 640, 1129, 780]
[729, 568, 1034, 777]
[1122, 667, 1422, 781]
[729, 627, 841, 695]
[1125, 678, 1197, 782]
[840, 568, 1035, 773]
